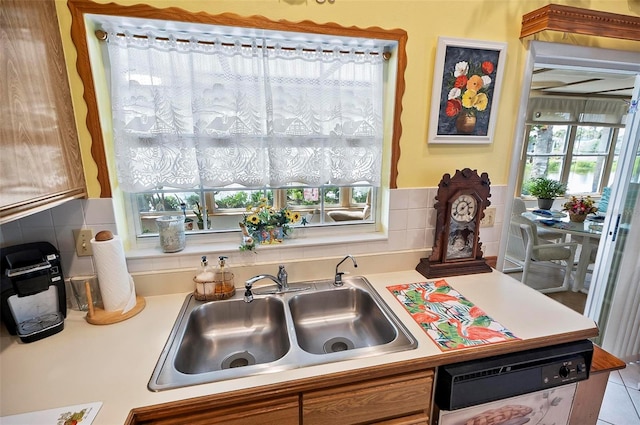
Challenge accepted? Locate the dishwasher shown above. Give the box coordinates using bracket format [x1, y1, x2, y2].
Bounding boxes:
[433, 339, 593, 425]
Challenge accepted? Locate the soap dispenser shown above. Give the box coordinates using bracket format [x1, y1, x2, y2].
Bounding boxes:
[213, 256, 236, 300]
[193, 255, 214, 301]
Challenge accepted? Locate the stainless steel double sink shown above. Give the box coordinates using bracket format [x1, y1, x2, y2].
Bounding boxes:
[148, 276, 417, 391]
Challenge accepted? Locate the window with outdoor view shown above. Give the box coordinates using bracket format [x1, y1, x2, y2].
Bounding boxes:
[96, 17, 396, 238]
[518, 96, 629, 197]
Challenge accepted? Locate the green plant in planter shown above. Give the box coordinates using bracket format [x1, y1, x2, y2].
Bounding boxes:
[193, 202, 210, 229]
[524, 177, 567, 210]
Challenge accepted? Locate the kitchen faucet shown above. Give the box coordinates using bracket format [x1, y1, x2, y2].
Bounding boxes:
[244, 265, 289, 302]
[334, 255, 357, 286]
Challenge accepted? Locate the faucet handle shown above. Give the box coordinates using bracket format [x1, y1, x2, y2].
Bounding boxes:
[334, 272, 345, 286]
[244, 287, 254, 303]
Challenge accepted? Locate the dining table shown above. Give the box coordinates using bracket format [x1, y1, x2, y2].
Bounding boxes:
[523, 210, 603, 292]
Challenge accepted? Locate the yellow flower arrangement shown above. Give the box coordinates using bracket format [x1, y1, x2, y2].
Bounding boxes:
[239, 199, 301, 251]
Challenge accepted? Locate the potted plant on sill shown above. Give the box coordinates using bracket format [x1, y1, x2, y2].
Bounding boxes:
[193, 202, 210, 230]
[524, 177, 567, 210]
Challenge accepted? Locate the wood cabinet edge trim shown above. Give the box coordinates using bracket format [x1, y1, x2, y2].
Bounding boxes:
[520, 4, 640, 41]
[591, 345, 626, 374]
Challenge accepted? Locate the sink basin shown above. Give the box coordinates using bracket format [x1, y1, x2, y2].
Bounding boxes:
[148, 277, 417, 391]
[174, 298, 289, 374]
[289, 287, 398, 354]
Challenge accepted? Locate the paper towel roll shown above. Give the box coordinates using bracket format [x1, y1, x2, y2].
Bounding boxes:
[90, 235, 137, 313]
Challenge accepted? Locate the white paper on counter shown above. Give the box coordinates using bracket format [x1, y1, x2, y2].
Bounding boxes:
[1, 401, 102, 425]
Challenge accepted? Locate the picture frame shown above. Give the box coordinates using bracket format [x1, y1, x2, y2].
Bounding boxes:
[428, 37, 507, 144]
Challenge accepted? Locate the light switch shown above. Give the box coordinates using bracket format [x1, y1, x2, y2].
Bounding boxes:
[73, 229, 93, 256]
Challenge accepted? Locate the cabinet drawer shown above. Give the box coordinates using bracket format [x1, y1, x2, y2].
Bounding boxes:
[135, 396, 299, 425]
[302, 370, 433, 425]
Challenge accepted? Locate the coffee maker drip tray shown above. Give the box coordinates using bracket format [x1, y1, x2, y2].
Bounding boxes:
[17, 312, 64, 342]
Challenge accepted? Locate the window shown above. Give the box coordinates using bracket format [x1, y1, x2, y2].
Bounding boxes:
[133, 186, 373, 235]
[84, 12, 402, 240]
[518, 96, 629, 196]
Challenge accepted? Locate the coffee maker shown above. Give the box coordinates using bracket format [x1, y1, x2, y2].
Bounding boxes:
[1, 242, 67, 343]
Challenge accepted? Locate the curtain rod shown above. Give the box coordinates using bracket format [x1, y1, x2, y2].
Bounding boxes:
[94, 29, 391, 60]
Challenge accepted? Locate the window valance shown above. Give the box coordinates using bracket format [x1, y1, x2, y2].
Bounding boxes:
[106, 27, 385, 192]
[527, 96, 628, 124]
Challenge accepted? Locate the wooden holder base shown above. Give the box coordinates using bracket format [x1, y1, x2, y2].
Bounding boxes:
[84, 281, 146, 325]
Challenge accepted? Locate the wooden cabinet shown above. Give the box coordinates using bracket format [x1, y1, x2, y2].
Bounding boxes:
[126, 361, 434, 425]
[128, 396, 299, 425]
[302, 370, 432, 425]
[0, 0, 86, 224]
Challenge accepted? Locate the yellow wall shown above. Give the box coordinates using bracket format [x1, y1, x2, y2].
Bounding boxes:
[54, 0, 640, 197]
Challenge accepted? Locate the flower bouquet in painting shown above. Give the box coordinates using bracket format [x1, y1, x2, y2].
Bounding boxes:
[239, 199, 301, 251]
[444, 58, 497, 134]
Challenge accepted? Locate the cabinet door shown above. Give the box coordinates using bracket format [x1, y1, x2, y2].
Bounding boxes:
[131, 396, 299, 425]
[302, 370, 433, 425]
[0, 0, 86, 223]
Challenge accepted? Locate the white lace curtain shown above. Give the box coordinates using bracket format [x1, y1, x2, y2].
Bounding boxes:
[105, 29, 384, 192]
[527, 96, 628, 124]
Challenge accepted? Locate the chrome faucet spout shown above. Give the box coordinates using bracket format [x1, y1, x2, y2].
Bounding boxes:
[335, 255, 358, 286]
[244, 266, 289, 302]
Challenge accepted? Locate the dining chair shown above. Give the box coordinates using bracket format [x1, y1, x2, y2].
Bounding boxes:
[512, 198, 565, 242]
[511, 215, 578, 293]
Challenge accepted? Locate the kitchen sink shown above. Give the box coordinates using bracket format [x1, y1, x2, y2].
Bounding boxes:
[148, 276, 417, 391]
[289, 287, 398, 354]
[174, 298, 290, 374]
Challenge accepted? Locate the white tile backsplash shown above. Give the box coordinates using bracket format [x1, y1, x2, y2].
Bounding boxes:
[408, 188, 430, 209]
[83, 198, 116, 224]
[407, 208, 428, 230]
[389, 188, 409, 210]
[51, 199, 85, 227]
[19, 208, 54, 228]
[0, 186, 507, 276]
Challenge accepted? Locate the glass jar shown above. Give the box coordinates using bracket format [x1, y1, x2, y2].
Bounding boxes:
[156, 216, 186, 252]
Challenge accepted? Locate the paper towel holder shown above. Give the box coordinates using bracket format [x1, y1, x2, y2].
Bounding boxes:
[85, 281, 146, 325]
[85, 231, 146, 325]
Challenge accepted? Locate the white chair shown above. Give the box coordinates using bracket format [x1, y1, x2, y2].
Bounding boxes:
[512, 198, 564, 242]
[511, 215, 578, 293]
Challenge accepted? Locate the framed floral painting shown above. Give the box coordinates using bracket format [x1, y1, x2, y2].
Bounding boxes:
[428, 37, 507, 144]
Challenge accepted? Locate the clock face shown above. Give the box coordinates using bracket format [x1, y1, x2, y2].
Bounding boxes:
[451, 194, 477, 223]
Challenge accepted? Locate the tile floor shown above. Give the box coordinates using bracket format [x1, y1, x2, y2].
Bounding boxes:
[503, 261, 640, 425]
[598, 360, 640, 425]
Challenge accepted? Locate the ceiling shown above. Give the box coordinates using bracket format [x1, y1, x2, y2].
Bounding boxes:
[531, 68, 636, 97]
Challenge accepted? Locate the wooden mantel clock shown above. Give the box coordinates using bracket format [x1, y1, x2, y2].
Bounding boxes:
[416, 168, 492, 278]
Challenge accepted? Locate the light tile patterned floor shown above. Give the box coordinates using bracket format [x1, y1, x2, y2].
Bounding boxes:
[598, 360, 640, 425]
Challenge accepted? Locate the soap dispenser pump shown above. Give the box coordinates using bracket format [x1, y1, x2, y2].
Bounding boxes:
[213, 256, 236, 300]
[193, 255, 214, 300]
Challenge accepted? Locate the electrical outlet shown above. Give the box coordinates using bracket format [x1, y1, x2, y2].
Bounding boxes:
[73, 229, 93, 256]
[480, 207, 496, 227]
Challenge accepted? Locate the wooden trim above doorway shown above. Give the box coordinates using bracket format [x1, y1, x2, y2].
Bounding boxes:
[520, 4, 640, 42]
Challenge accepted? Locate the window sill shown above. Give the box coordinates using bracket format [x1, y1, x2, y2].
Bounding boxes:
[125, 227, 387, 261]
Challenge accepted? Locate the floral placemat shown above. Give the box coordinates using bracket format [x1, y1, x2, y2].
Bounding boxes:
[387, 280, 519, 351]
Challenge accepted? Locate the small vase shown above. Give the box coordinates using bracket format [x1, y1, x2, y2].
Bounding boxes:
[569, 212, 587, 223]
[255, 226, 284, 244]
[455, 113, 476, 134]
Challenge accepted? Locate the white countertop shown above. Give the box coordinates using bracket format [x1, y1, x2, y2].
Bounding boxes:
[0, 270, 598, 425]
